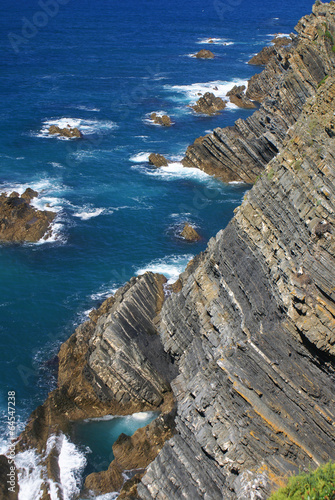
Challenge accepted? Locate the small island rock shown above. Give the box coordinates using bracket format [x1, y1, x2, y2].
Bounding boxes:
[48, 125, 83, 138]
[148, 153, 169, 168]
[150, 113, 172, 127]
[180, 223, 201, 242]
[191, 92, 226, 115]
[195, 49, 214, 59]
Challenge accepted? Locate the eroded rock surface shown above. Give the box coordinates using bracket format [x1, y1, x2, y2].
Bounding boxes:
[137, 75, 335, 500]
[191, 92, 226, 115]
[183, 2, 335, 182]
[48, 125, 83, 138]
[0, 189, 55, 243]
[227, 85, 256, 109]
[148, 153, 169, 167]
[180, 223, 201, 242]
[195, 49, 215, 59]
[150, 113, 172, 127]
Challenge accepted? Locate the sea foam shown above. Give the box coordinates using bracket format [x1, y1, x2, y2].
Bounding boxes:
[136, 253, 194, 283]
[36, 117, 117, 140]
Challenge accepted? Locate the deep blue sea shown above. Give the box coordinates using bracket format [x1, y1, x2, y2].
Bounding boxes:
[0, 0, 315, 497]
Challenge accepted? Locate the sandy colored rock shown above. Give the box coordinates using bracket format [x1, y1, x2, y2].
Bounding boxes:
[191, 92, 226, 115]
[48, 124, 83, 138]
[195, 49, 214, 59]
[150, 113, 172, 127]
[227, 85, 256, 109]
[180, 223, 201, 241]
[148, 153, 169, 167]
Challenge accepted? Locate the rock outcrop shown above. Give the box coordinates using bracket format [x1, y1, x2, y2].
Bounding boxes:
[137, 74, 335, 500]
[226, 85, 256, 109]
[183, 2, 335, 182]
[150, 113, 172, 127]
[191, 92, 226, 115]
[180, 223, 201, 241]
[195, 49, 215, 59]
[248, 35, 292, 66]
[0, 189, 55, 243]
[148, 153, 169, 167]
[48, 125, 83, 138]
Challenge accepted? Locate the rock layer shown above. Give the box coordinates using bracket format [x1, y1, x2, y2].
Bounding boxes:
[182, 3, 335, 182]
[191, 92, 226, 115]
[137, 75, 335, 500]
[0, 189, 55, 243]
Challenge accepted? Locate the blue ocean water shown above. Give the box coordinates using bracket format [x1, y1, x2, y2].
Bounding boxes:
[0, 0, 315, 494]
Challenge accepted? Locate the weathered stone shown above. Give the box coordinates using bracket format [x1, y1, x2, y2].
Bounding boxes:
[148, 153, 169, 168]
[150, 113, 172, 127]
[0, 190, 55, 243]
[195, 49, 214, 59]
[191, 92, 226, 115]
[48, 125, 83, 138]
[180, 223, 201, 241]
[227, 85, 256, 109]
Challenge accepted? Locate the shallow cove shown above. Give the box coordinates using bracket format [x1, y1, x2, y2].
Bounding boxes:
[70, 411, 159, 477]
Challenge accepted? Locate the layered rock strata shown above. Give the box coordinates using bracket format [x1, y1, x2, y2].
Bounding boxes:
[137, 75, 335, 500]
[0, 189, 55, 243]
[191, 92, 226, 115]
[182, 2, 335, 182]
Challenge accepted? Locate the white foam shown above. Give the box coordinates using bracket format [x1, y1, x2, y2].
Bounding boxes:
[73, 207, 105, 220]
[129, 152, 151, 163]
[196, 37, 234, 45]
[16, 448, 45, 500]
[130, 411, 154, 421]
[90, 286, 118, 301]
[136, 253, 194, 283]
[165, 78, 248, 105]
[73, 105, 101, 112]
[266, 33, 291, 38]
[58, 434, 87, 500]
[134, 161, 212, 183]
[36, 117, 117, 139]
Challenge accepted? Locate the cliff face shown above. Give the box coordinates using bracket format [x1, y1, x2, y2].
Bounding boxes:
[137, 75, 335, 500]
[182, 2, 335, 183]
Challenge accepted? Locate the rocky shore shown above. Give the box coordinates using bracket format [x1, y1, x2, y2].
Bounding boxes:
[0, 189, 55, 243]
[10, 3, 335, 499]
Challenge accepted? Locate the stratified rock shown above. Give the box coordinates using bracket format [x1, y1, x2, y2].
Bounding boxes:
[195, 49, 214, 59]
[137, 75, 335, 500]
[191, 92, 226, 115]
[48, 125, 83, 138]
[0, 190, 55, 243]
[249, 36, 291, 66]
[150, 113, 172, 127]
[227, 85, 256, 109]
[182, 2, 335, 182]
[148, 153, 169, 168]
[180, 223, 201, 241]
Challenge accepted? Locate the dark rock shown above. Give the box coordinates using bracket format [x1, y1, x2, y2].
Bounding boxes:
[227, 85, 256, 109]
[191, 92, 226, 115]
[48, 125, 83, 138]
[148, 153, 169, 168]
[150, 113, 172, 127]
[195, 49, 214, 59]
[249, 35, 291, 66]
[180, 223, 201, 242]
[0, 190, 55, 243]
[0, 455, 17, 500]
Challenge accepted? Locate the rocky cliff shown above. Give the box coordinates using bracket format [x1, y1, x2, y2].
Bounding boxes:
[182, 2, 335, 182]
[12, 3, 335, 500]
[137, 70, 335, 500]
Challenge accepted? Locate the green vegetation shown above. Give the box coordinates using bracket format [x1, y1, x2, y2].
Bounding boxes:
[293, 160, 302, 171]
[317, 75, 329, 88]
[267, 168, 274, 180]
[269, 461, 335, 500]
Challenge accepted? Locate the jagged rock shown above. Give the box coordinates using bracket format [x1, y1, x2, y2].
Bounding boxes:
[0, 190, 55, 243]
[148, 153, 169, 168]
[48, 125, 83, 138]
[150, 113, 172, 127]
[249, 36, 291, 66]
[195, 49, 214, 59]
[137, 75, 335, 500]
[180, 223, 201, 241]
[183, 2, 335, 182]
[191, 92, 226, 115]
[227, 85, 256, 109]
[0, 455, 16, 500]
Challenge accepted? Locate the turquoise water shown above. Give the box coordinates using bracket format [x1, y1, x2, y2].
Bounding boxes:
[0, 0, 315, 490]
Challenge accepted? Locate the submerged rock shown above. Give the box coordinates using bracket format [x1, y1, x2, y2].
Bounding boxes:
[0, 189, 55, 243]
[148, 153, 169, 167]
[48, 125, 83, 138]
[180, 223, 201, 241]
[195, 49, 214, 59]
[150, 113, 172, 127]
[191, 92, 226, 115]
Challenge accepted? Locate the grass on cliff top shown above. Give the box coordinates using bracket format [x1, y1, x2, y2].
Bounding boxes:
[269, 462, 335, 500]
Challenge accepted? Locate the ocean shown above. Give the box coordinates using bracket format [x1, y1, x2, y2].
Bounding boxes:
[0, 0, 315, 497]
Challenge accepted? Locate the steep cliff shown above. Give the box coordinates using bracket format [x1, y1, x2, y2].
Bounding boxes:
[137, 74, 335, 500]
[182, 2, 335, 182]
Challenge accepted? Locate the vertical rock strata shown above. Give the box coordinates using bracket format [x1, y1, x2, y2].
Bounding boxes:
[182, 2, 335, 182]
[137, 77, 335, 499]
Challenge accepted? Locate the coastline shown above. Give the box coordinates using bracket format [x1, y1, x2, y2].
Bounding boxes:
[1, 1, 335, 499]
